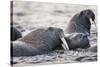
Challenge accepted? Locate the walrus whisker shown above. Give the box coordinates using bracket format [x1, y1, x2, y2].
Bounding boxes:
[90, 18, 97, 36]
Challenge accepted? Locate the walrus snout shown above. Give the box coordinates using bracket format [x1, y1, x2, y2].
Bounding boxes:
[80, 9, 95, 21]
[80, 9, 96, 30]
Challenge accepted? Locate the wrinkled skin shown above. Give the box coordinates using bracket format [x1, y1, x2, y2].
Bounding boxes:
[65, 33, 90, 50]
[66, 9, 95, 36]
[11, 27, 64, 57]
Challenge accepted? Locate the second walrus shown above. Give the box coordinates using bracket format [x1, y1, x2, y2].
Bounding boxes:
[66, 9, 95, 35]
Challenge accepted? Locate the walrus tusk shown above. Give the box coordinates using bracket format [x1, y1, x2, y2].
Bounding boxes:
[90, 18, 97, 29]
[59, 31, 69, 50]
[61, 37, 69, 50]
[90, 18, 97, 36]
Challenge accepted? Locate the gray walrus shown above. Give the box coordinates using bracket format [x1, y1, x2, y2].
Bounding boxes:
[11, 27, 68, 57]
[64, 33, 90, 50]
[64, 9, 96, 50]
[66, 9, 95, 35]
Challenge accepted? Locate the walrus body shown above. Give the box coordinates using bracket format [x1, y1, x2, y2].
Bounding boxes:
[12, 27, 64, 57]
[66, 9, 95, 35]
[64, 33, 90, 50]
[11, 26, 22, 41]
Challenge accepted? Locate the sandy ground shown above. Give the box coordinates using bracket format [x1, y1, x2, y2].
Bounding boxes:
[11, 1, 97, 66]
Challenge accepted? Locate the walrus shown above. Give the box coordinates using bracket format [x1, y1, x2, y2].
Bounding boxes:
[11, 27, 69, 57]
[64, 33, 90, 50]
[66, 9, 95, 36]
[11, 26, 22, 41]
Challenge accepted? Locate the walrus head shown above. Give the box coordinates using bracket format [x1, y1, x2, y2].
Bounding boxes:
[80, 9, 96, 28]
[80, 9, 95, 21]
[48, 27, 69, 50]
[66, 9, 96, 36]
